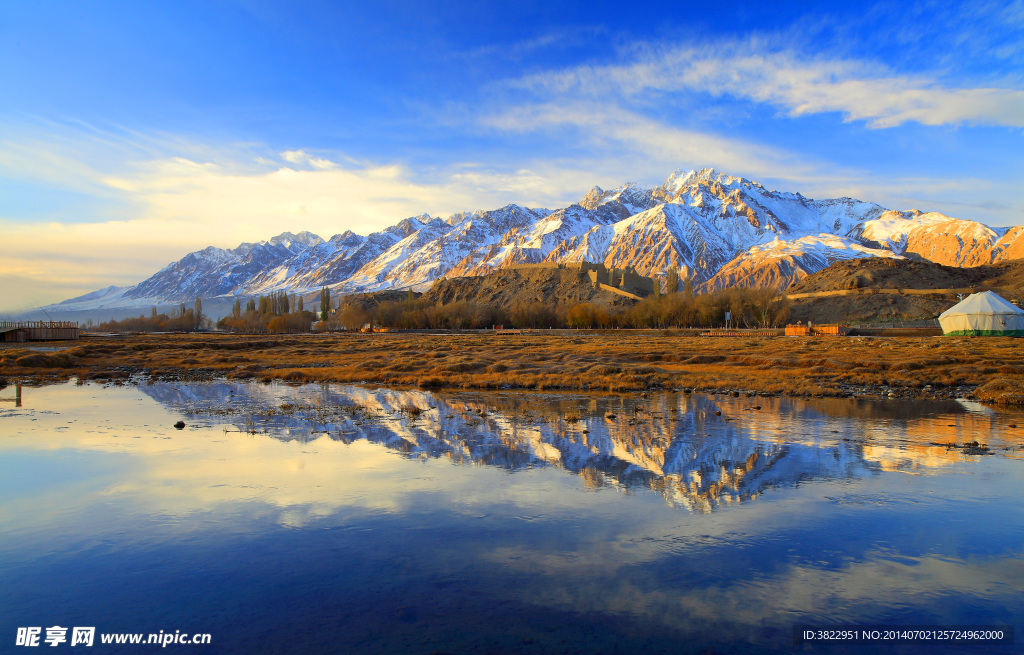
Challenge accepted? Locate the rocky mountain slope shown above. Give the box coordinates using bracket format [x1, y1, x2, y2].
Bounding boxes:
[45, 167, 1024, 315]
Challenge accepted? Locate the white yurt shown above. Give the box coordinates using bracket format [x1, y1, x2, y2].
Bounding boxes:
[938, 291, 1024, 336]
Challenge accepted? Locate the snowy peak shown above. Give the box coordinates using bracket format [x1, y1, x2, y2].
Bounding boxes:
[267, 230, 324, 251]
[42, 165, 1024, 313]
[580, 185, 605, 205]
[445, 210, 479, 226]
[387, 214, 440, 239]
[657, 167, 730, 199]
[474, 204, 549, 236]
[56, 285, 128, 307]
[327, 230, 364, 245]
[579, 182, 655, 215]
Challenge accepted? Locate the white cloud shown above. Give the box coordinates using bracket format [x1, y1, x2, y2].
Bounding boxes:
[280, 149, 336, 170]
[1, 112, 1016, 313]
[482, 101, 820, 183]
[477, 42, 1024, 227]
[98, 154, 586, 241]
[510, 44, 1024, 128]
[2, 29, 1022, 315]
[0, 132, 608, 311]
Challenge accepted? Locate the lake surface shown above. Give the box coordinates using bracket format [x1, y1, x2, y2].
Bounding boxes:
[1, 380, 1022, 654]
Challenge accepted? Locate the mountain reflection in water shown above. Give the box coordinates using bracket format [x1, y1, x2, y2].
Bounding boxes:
[4, 380, 1024, 654]
[139, 381, 1022, 514]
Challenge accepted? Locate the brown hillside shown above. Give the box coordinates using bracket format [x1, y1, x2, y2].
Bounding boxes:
[787, 257, 1024, 294]
[788, 294, 954, 324]
[422, 266, 646, 309]
[786, 258, 1024, 324]
[334, 289, 412, 312]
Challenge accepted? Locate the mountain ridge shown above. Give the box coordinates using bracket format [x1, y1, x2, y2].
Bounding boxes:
[45, 167, 1024, 314]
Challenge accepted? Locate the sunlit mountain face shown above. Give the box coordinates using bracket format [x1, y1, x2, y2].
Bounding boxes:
[46, 168, 1024, 314]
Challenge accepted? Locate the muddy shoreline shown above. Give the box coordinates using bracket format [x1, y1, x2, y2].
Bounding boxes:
[1, 331, 1022, 403]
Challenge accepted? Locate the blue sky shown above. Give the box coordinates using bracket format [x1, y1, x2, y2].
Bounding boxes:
[1, 0, 1022, 311]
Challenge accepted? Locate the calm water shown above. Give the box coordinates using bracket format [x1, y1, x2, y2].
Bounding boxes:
[1, 380, 1022, 654]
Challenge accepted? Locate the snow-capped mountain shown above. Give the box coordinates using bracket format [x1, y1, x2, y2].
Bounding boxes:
[350, 205, 551, 290]
[446, 202, 625, 278]
[54, 231, 325, 310]
[47, 167, 1024, 313]
[703, 235, 899, 292]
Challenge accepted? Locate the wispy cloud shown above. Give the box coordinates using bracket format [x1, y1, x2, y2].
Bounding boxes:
[481, 101, 821, 182]
[508, 43, 1024, 128]
[874, 0, 1024, 68]
[3, 17, 1021, 313]
[280, 149, 337, 170]
[0, 128, 610, 310]
[478, 96, 1022, 229]
[474, 32, 1024, 226]
[458, 25, 609, 62]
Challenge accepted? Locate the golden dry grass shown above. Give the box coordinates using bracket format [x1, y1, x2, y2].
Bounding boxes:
[2, 330, 1024, 402]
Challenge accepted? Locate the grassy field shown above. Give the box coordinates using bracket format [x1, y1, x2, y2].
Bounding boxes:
[2, 330, 1024, 403]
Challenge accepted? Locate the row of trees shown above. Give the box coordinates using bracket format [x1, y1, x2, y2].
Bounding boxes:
[92, 288, 334, 334]
[91, 284, 789, 334]
[314, 292, 498, 331]
[319, 286, 788, 331]
[662, 268, 694, 296]
[541, 286, 787, 329]
[93, 298, 207, 332]
[611, 286, 788, 329]
[217, 291, 316, 333]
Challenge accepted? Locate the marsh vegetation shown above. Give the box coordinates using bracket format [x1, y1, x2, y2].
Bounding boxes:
[3, 331, 1024, 403]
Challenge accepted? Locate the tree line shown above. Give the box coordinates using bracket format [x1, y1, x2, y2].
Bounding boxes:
[217, 291, 316, 333]
[325, 285, 788, 331]
[93, 298, 208, 332]
[89, 284, 789, 334]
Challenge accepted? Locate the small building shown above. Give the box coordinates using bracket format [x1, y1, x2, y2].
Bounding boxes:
[938, 291, 1024, 336]
[0, 321, 80, 342]
[784, 323, 848, 336]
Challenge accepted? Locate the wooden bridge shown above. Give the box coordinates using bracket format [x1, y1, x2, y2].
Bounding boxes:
[0, 321, 80, 342]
